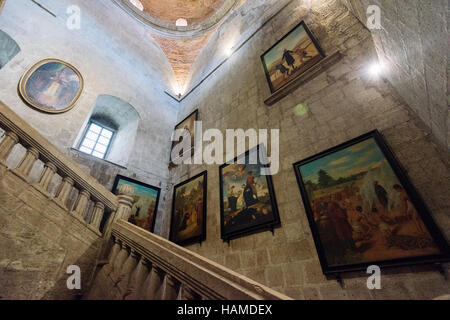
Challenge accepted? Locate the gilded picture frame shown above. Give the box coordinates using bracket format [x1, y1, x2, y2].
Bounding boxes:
[293, 130, 450, 275]
[18, 58, 84, 114]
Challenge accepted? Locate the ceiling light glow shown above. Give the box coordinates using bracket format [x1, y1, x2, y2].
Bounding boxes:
[129, 0, 144, 11]
[176, 18, 188, 27]
[369, 62, 383, 76]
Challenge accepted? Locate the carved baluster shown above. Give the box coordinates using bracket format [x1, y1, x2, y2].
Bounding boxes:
[89, 201, 105, 231]
[111, 242, 130, 281]
[34, 162, 57, 195]
[125, 258, 151, 300]
[101, 184, 135, 241]
[54, 176, 74, 209]
[143, 266, 166, 300]
[72, 189, 90, 220]
[116, 184, 135, 221]
[103, 238, 121, 276]
[115, 249, 140, 298]
[12, 146, 39, 180]
[162, 275, 181, 300]
[0, 131, 19, 165]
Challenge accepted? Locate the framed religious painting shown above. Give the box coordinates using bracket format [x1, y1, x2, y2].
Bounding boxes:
[18, 58, 83, 113]
[169, 109, 198, 167]
[112, 175, 161, 233]
[169, 171, 207, 246]
[261, 20, 325, 94]
[293, 130, 450, 275]
[219, 145, 281, 242]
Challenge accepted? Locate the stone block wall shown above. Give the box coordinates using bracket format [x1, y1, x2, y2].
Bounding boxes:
[167, 0, 450, 299]
[0, 168, 103, 300]
[340, 0, 449, 152]
[0, 0, 178, 236]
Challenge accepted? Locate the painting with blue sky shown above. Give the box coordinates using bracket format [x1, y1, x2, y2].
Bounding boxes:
[113, 176, 160, 233]
[294, 134, 442, 271]
[261, 21, 324, 93]
[219, 146, 280, 241]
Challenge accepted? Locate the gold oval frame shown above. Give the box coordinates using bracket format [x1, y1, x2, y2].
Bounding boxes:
[18, 58, 84, 114]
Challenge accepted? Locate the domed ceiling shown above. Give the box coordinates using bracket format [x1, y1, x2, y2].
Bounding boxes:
[140, 0, 226, 26]
[117, 0, 238, 94]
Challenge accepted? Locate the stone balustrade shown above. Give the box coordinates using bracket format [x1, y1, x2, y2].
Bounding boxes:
[87, 218, 292, 300]
[0, 100, 290, 300]
[0, 100, 118, 234]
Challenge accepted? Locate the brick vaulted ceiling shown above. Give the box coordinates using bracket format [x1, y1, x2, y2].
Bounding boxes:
[151, 32, 215, 93]
[120, 0, 237, 93]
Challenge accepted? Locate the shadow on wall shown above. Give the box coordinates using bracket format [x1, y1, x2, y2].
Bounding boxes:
[40, 240, 104, 300]
[75, 94, 141, 167]
[0, 29, 20, 69]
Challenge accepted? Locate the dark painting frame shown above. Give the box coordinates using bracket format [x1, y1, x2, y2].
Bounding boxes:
[112, 175, 161, 233]
[261, 20, 326, 94]
[293, 130, 450, 275]
[219, 145, 281, 242]
[169, 109, 199, 167]
[169, 170, 207, 246]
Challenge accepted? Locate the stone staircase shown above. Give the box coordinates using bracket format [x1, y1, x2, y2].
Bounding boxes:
[0, 100, 290, 300]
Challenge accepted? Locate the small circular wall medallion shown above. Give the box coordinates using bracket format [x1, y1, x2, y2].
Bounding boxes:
[18, 58, 84, 114]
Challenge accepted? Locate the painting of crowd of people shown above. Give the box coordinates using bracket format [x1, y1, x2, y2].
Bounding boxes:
[220, 149, 279, 240]
[261, 21, 324, 93]
[170, 172, 206, 245]
[295, 136, 441, 269]
[113, 176, 160, 233]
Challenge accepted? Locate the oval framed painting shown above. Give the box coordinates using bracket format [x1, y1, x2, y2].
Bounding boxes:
[18, 58, 83, 113]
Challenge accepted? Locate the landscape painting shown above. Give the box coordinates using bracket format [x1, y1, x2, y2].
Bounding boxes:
[293, 131, 449, 274]
[112, 175, 161, 233]
[170, 171, 207, 246]
[219, 146, 280, 241]
[261, 21, 325, 93]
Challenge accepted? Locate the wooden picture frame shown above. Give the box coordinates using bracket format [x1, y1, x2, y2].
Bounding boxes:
[18, 58, 84, 114]
[261, 20, 325, 94]
[169, 109, 198, 167]
[219, 145, 281, 242]
[293, 130, 450, 275]
[112, 175, 161, 233]
[169, 171, 207, 246]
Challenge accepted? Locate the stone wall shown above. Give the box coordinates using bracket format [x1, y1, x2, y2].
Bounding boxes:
[168, 0, 450, 299]
[0, 0, 178, 235]
[0, 168, 103, 300]
[340, 0, 449, 153]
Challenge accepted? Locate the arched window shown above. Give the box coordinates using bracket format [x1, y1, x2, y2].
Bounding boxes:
[77, 95, 140, 166]
[0, 29, 20, 69]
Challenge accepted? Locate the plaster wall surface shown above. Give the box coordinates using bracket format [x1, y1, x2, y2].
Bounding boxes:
[0, 0, 179, 235]
[168, 0, 450, 299]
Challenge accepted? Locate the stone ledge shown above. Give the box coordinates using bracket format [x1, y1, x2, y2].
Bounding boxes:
[264, 51, 343, 106]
